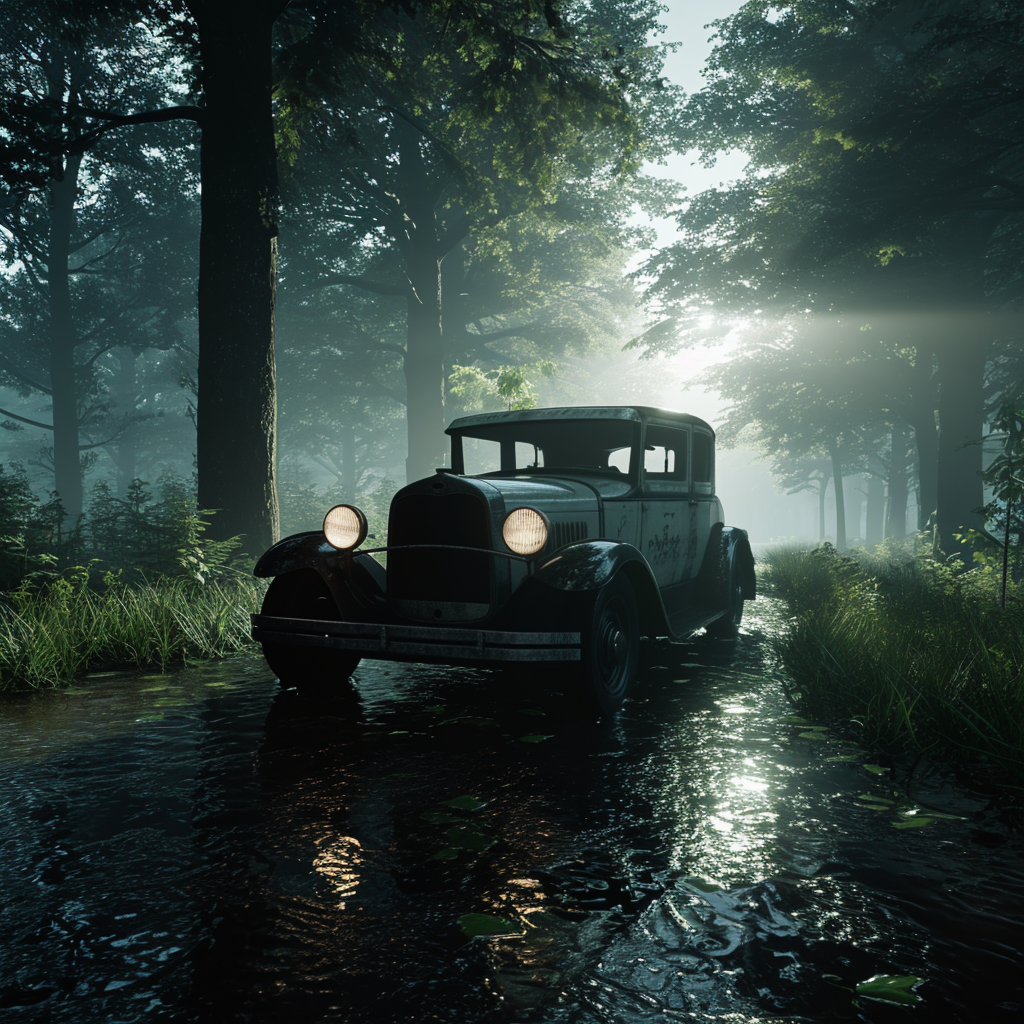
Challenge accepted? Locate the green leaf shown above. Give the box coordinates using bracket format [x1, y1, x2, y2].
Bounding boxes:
[854, 975, 924, 1005]
[446, 794, 487, 811]
[517, 733, 554, 744]
[863, 764, 888, 774]
[458, 913, 520, 938]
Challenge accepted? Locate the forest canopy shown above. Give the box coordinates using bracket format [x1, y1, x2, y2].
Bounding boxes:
[1, 0, 1022, 562]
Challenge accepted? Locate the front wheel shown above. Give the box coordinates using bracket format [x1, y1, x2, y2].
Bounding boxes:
[577, 574, 640, 718]
[259, 569, 361, 686]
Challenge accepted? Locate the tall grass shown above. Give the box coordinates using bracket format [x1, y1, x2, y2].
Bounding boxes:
[0, 570, 266, 691]
[764, 544, 1024, 789]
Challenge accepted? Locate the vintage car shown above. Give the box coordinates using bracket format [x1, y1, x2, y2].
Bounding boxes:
[251, 406, 755, 716]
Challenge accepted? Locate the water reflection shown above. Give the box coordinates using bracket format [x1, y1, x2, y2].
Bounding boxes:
[0, 604, 1022, 1022]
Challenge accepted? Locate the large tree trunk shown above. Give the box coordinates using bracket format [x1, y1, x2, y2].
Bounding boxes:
[192, 1, 281, 551]
[818, 476, 829, 542]
[935, 338, 986, 555]
[397, 121, 446, 483]
[47, 152, 84, 521]
[828, 438, 846, 550]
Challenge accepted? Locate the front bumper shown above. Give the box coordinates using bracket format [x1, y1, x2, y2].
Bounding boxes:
[251, 614, 581, 663]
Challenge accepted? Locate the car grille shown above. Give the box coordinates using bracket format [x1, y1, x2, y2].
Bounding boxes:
[387, 491, 492, 618]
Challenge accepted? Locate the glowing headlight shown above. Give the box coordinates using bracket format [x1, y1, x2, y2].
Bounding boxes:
[502, 507, 549, 556]
[323, 504, 368, 550]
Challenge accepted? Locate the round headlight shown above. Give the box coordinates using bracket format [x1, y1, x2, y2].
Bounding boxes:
[502, 507, 549, 556]
[323, 504, 368, 550]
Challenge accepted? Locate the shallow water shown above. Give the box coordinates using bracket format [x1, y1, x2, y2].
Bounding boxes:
[1, 598, 1022, 1022]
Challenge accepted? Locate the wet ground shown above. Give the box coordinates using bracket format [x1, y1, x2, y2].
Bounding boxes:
[1, 597, 1022, 1023]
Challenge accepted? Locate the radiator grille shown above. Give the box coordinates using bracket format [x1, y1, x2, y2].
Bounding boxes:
[388, 492, 492, 606]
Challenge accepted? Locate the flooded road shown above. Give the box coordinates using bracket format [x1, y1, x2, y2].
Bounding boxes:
[1, 597, 1022, 1023]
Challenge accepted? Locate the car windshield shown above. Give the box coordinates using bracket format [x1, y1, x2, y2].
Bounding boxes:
[452, 419, 636, 476]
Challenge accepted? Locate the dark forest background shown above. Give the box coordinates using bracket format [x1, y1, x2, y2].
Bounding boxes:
[3, 0, 1024, 573]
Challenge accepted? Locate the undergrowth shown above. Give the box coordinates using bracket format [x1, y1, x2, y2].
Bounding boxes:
[763, 543, 1024, 791]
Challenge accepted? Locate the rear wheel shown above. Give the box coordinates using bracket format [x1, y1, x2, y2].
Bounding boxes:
[577, 574, 639, 718]
[259, 569, 361, 686]
[706, 560, 744, 638]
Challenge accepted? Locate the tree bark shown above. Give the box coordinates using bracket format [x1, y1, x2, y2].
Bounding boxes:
[47, 152, 84, 521]
[192, 0, 281, 551]
[828, 438, 846, 550]
[935, 338, 986, 555]
[865, 469, 885, 548]
[397, 121, 446, 482]
[886, 421, 909, 541]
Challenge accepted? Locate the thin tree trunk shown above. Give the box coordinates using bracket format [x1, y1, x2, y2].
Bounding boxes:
[865, 471, 885, 548]
[818, 474, 830, 542]
[192, 0, 281, 551]
[910, 399, 939, 532]
[935, 339, 986, 555]
[886, 421, 909, 541]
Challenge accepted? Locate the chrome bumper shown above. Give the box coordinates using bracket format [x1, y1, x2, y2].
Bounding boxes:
[251, 614, 581, 663]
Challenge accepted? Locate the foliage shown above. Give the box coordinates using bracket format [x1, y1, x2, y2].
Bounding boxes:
[0, 566, 263, 691]
[959, 401, 1024, 606]
[448, 360, 557, 412]
[765, 543, 1024, 790]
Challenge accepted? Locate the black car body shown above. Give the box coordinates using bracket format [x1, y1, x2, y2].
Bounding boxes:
[251, 406, 755, 715]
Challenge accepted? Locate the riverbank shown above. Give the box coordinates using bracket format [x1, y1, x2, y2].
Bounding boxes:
[762, 544, 1024, 793]
[0, 570, 263, 691]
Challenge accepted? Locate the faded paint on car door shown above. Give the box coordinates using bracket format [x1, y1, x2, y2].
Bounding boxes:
[639, 423, 694, 587]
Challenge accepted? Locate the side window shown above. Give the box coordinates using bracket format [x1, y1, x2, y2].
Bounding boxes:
[643, 425, 688, 493]
[692, 430, 713, 494]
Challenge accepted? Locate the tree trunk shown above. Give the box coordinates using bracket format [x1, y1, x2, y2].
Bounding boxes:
[818, 476, 829, 542]
[193, 1, 280, 551]
[340, 420, 356, 497]
[935, 339, 986, 555]
[47, 153, 84, 521]
[886, 421, 909, 541]
[865, 470, 885, 548]
[828, 438, 846, 550]
[397, 121, 446, 483]
[909, 400, 938, 531]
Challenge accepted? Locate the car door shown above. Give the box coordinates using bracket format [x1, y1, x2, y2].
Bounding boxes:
[639, 422, 694, 587]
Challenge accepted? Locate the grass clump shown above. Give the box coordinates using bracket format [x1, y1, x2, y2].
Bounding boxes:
[0, 565, 266, 691]
[764, 543, 1024, 790]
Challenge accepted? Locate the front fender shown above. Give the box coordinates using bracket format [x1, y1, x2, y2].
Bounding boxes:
[533, 541, 652, 592]
[253, 532, 386, 613]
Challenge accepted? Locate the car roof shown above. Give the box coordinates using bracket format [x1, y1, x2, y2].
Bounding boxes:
[446, 405, 715, 436]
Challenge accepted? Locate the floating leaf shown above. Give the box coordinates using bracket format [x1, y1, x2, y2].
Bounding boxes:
[420, 812, 459, 825]
[799, 731, 828, 741]
[517, 734, 553, 744]
[458, 913, 520, 938]
[826, 754, 860, 762]
[444, 826, 493, 852]
[894, 816, 935, 829]
[855, 974, 924, 1005]
[518, 707, 546, 717]
[446, 795, 487, 811]
[863, 764, 888, 775]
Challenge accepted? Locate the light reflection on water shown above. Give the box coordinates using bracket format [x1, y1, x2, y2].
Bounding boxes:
[0, 600, 1021, 1023]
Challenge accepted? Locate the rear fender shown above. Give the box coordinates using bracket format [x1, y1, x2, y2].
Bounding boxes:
[695, 524, 756, 606]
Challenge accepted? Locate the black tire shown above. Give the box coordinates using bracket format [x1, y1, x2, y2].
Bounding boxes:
[259, 569, 361, 686]
[577, 574, 640, 718]
[706, 561, 744, 638]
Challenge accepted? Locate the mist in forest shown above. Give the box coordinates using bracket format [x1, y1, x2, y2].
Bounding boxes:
[2, 1, 1021, 561]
